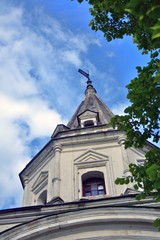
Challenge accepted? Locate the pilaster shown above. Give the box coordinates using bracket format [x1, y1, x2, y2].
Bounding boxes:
[22, 176, 29, 206]
[118, 136, 130, 175]
[53, 144, 62, 196]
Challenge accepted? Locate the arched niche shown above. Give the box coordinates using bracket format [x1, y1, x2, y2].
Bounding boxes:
[37, 190, 47, 205]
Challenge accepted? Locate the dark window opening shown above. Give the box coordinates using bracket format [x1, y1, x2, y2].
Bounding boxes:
[37, 190, 47, 205]
[83, 177, 106, 197]
[84, 120, 94, 127]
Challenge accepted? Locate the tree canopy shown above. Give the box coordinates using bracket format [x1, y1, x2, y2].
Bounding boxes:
[77, 0, 160, 49]
[75, 0, 160, 229]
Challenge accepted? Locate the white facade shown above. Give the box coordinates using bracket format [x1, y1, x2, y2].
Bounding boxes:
[20, 126, 148, 207]
[0, 79, 159, 239]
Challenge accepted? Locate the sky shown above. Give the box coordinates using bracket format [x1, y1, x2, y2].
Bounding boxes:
[0, 0, 153, 209]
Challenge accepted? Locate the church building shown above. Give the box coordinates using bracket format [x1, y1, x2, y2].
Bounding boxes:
[0, 73, 159, 239]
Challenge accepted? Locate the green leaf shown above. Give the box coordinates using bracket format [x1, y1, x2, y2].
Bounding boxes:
[136, 192, 146, 200]
[150, 51, 159, 58]
[153, 218, 160, 230]
[133, 184, 139, 190]
[153, 180, 160, 190]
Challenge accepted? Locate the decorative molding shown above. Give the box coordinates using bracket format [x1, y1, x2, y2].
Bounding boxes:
[78, 110, 98, 119]
[73, 149, 116, 199]
[32, 171, 48, 194]
[53, 143, 62, 153]
[23, 175, 29, 187]
[117, 135, 126, 145]
[74, 149, 109, 165]
[47, 196, 64, 205]
[52, 177, 61, 183]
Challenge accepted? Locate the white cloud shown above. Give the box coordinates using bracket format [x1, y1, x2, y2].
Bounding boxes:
[106, 51, 115, 58]
[62, 50, 82, 67]
[0, 2, 101, 209]
[0, 94, 62, 138]
[0, 93, 63, 208]
[111, 103, 129, 115]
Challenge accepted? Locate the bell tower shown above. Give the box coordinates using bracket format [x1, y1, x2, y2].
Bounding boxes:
[19, 72, 146, 206]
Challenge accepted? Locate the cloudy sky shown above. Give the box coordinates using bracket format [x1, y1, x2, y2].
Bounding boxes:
[0, 0, 152, 209]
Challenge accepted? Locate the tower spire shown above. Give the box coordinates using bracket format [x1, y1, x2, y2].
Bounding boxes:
[78, 69, 97, 95]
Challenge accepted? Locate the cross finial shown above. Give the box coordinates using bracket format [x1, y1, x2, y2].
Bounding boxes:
[78, 69, 97, 95]
[78, 69, 90, 79]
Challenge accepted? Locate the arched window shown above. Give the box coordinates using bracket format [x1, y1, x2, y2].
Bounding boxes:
[83, 178, 106, 196]
[37, 190, 47, 205]
[82, 171, 106, 197]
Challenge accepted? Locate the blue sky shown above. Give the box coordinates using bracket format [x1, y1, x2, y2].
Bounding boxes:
[0, 0, 151, 209]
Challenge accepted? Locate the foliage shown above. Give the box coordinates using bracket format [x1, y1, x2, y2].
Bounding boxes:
[76, 0, 160, 50]
[115, 148, 160, 201]
[75, 0, 160, 229]
[112, 54, 160, 149]
[75, 2, 160, 148]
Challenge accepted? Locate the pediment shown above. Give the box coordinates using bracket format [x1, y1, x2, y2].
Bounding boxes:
[51, 124, 70, 138]
[47, 196, 64, 205]
[32, 171, 48, 194]
[124, 188, 141, 195]
[78, 110, 98, 119]
[74, 150, 109, 165]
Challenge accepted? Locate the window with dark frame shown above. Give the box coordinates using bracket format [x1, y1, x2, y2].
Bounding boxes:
[83, 177, 106, 197]
[84, 120, 94, 127]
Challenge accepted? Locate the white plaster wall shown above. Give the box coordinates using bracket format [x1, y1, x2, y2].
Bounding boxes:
[59, 132, 129, 202]
[22, 129, 147, 206]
